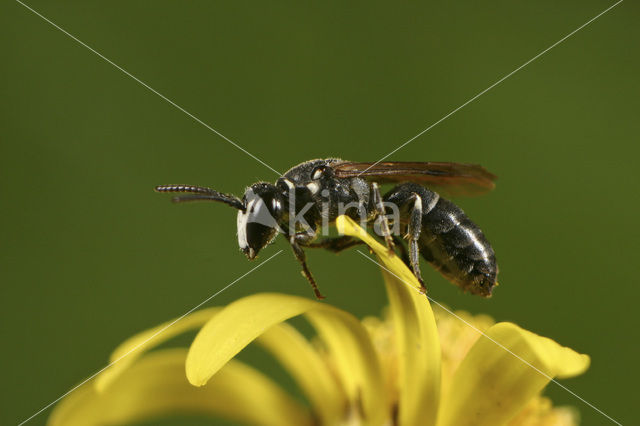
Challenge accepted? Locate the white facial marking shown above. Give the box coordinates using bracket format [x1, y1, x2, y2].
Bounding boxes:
[238, 191, 281, 251]
[312, 168, 323, 180]
[237, 200, 253, 249]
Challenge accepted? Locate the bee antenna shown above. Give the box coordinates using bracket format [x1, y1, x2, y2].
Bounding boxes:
[155, 185, 217, 195]
[155, 185, 245, 210]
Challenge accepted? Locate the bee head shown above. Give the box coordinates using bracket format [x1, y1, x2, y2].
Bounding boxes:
[237, 183, 284, 259]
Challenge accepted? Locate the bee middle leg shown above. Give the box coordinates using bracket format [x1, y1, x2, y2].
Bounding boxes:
[372, 182, 395, 252]
[289, 231, 325, 299]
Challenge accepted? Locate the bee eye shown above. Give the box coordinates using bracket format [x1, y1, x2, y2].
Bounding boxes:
[311, 166, 325, 180]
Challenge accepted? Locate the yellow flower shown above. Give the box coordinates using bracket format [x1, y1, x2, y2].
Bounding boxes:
[48, 216, 589, 426]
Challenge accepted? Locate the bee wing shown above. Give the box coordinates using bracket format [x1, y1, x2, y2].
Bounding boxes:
[332, 161, 496, 197]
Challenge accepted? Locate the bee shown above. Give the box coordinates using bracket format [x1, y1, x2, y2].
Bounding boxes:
[156, 158, 498, 299]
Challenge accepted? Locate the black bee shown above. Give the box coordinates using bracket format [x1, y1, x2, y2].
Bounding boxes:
[156, 158, 498, 299]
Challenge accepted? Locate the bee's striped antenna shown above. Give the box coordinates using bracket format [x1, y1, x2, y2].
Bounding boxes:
[155, 185, 218, 195]
[155, 185, 245, 210]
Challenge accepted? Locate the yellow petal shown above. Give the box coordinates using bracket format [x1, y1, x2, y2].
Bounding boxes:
[508, 396, 579, 426]
[437, 322, 590, 426]
[258, 322, 347, 425]
[186, 292, 388, 425]
[49, 349, 312, 426]
[337, 215, 441, 426]
[433, 305, 495, 396]
[362, 314, 399, 401]
[96, 307, 344, 423]
[95, 307, 219, 391]
[335, 216, 423, 293]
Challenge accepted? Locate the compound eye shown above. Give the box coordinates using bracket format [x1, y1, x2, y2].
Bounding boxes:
[311, 166, 326, 180]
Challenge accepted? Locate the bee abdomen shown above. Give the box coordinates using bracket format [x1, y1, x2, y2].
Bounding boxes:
[384, 182, 497, 297]
[421, 196, 497, 296]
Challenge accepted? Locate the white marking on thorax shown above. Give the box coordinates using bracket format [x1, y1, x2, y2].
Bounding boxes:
[282, 178, 295, 190]
[306, 182, 320, 194]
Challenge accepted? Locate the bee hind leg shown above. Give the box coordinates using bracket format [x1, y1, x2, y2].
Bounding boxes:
[406, 193, 427, 293]
[392, 235, 411, 267]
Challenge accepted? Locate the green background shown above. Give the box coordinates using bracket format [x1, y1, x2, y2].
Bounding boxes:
[2, 1, 637, 425]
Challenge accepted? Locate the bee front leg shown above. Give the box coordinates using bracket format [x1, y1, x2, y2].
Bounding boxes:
[305, 235, 364, 253]
[289, 231, 325, 300]
[372, 182, 395, 252]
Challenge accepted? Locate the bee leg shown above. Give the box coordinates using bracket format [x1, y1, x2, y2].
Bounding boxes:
[372, 182, 395, 252]
[289, 233, 325, 300]
[406, 193, 426, 293]
[305, 236, 364, 253]
[392, 235, 411, 267]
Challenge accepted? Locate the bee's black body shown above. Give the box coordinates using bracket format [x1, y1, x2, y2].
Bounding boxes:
[156, 158, 498, 298]
[384, 182, 497, 296]
[279, 158, 376, 225]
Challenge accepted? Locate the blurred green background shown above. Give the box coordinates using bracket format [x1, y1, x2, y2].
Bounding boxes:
[2, 1, 638, 425]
